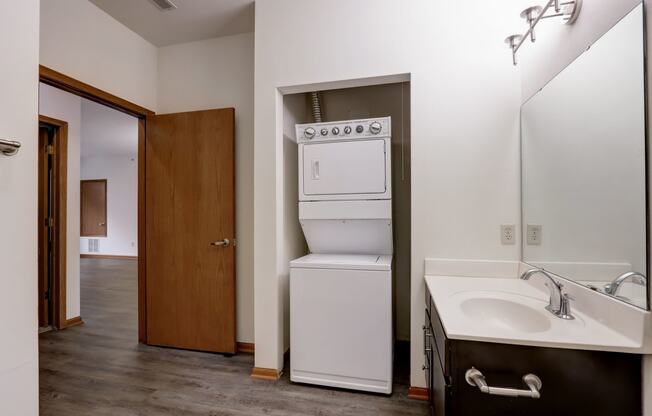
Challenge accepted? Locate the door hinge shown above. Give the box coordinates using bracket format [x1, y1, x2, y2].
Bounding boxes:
[46, 144, 55, 155]
[44, 290, 51, 300]
[44, 217, 54, 227]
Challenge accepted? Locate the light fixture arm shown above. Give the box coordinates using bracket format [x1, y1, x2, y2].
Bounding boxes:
[505, 0, 582, 66]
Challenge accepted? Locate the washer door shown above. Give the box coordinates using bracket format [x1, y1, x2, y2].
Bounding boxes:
[302, 139, 387, 196]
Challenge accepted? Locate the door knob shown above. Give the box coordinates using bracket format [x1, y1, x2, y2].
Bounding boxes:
[99, 222, 106, 226]
[210, 239, 230, 247]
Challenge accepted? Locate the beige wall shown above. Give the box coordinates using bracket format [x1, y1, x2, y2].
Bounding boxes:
[40, 0, 158, 111]
[254, 0, 522, 384]
[38, 83, 83, 319]
[0, 0, 40, 414]
[157, 33, 255, 343]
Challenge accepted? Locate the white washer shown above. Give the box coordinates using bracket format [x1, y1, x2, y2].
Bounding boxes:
[290, 254, 393, 394]
[290, 117, 394, 394]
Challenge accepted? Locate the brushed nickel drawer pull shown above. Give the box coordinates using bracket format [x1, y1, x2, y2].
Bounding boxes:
[465, 368, 542, 399]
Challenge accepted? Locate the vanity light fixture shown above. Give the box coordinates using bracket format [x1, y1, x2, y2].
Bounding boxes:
[505, 0, 582, 66]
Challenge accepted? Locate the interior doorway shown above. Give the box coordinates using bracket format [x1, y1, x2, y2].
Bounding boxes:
[38, 66, 238, 353]
[37, 116, 68, 331]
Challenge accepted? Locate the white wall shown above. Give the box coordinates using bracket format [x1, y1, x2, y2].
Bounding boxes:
[80, 155, 138, 257]
[157, 32, 255, 343]
[40, 0, 158, 111]
[39, 83, 83, 320]
[254, 0, 522, 384]
[0, 0, 39, 413]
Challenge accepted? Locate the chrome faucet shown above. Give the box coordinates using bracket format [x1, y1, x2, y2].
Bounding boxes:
[520, 268, 574, 320]
[604, 271, 647, 296]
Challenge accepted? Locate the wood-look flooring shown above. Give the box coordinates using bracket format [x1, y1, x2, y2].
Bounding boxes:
[39, 258, 427, 415]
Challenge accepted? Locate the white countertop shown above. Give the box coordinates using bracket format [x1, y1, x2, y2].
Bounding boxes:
[425, 275, 644, 353]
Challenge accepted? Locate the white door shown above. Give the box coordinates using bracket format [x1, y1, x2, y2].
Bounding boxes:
[302, 139, 387, 196]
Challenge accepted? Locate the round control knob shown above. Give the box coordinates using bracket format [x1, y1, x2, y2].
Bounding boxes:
[331, 127, 340, 135]
[304, 127, 316, 139]
[356, 125, 364, 133]
[320, 128, 328, 136]
[369, 121, 382, 135]
[344, 126, 352, 134]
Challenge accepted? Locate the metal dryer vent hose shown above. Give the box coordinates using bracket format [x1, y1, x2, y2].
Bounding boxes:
[310, 91, 323, 123]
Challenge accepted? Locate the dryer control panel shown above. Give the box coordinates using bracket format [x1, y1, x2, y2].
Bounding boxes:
[296, 117, 391, 144]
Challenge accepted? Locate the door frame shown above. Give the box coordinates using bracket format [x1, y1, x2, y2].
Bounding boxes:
[38, 115, 68, 329]
[40, 65, 154, 342]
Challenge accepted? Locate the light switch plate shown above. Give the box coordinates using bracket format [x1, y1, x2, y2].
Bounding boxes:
[527, 224, 542, 245]
[501, 224, 516, 245]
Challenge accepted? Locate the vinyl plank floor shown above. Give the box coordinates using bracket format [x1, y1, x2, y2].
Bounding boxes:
[39, 258, 427, 416]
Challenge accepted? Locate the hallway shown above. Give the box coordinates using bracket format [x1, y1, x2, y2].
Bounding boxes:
[39, 258, 426, 415]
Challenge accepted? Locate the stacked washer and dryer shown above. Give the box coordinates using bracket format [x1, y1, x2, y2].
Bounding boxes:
[290, 117, 393, 394]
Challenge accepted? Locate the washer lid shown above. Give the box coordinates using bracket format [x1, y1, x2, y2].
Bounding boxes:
[290, 254, 392, 271]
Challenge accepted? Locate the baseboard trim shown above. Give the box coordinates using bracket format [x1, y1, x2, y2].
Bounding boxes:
[251, 367, 281, 381]
[237, 342, 255, 354]
[81, 254, 138, 260]
[408, 386, 429, 401]
[64, 316, 83, 328]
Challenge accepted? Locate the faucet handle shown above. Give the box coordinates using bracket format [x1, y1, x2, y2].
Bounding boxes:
[558, 293, 575, 320]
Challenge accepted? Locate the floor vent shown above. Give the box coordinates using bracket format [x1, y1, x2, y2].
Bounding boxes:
[88, 239, 100, 253]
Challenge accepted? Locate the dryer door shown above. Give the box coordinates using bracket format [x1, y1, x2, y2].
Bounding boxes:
[301, 139, 387, 197]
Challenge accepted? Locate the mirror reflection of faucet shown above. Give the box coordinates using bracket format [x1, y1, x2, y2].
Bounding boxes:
[604, 271, 647, 296]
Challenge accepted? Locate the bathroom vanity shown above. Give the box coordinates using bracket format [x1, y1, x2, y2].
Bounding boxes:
[423, 281, 642, 416]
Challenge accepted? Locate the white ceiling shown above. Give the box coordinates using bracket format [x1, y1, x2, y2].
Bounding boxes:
[81, 99, 138, 158]
[88, 0, 254, 47]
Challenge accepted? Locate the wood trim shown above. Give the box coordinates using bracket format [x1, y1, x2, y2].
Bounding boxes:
[39, 65, 154, 118]
[81, 254, 138, 260]
[80, 179, 107, 237]
[39, 69, 150, 345]
[407, 386, 429, 401]
[39, 115, 68, 331]
[251, 367, 281, 381]
[63, 316, 83, 328]
[237, 342, 255, 354]
[137, 119, 147, 343]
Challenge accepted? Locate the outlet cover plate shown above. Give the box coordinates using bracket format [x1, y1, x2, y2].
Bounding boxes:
[501, 224, 516, 245]
[527, 224, 542, 245]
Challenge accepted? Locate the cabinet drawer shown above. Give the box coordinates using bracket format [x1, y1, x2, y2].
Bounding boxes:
[450, 340, 641, 416]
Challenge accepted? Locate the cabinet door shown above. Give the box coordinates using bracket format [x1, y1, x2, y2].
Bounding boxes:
[450, 340, 641, 416]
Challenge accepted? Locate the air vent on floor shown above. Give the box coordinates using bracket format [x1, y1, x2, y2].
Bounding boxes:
[149, 0, 177, 11]
[88, 239, 100, 253]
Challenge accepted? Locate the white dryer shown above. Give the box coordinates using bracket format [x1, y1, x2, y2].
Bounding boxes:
[290, 117, 393, 394]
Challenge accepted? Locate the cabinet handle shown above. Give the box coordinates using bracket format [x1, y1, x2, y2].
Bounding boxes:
[465, 368, 542, 399]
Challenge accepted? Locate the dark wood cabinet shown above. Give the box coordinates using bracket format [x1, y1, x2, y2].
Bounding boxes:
[424, 286, 642, 416]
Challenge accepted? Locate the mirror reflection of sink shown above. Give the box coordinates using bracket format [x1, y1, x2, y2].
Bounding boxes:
[459, 294, 552, 333]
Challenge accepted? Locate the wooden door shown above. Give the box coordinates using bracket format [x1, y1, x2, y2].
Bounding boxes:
[38, 127, 51, 327]
[145, 108, 236, 354]
[80, 180, 107, 237]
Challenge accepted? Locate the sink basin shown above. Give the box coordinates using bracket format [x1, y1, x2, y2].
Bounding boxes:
[459, 295, 552, 333]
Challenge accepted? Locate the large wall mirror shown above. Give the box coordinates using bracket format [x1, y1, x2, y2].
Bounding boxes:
[521, 3, 648, 309]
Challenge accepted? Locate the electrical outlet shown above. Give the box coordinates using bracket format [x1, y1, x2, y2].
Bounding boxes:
[501, 224, 516, 245]
[527, 224, 542, 245]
